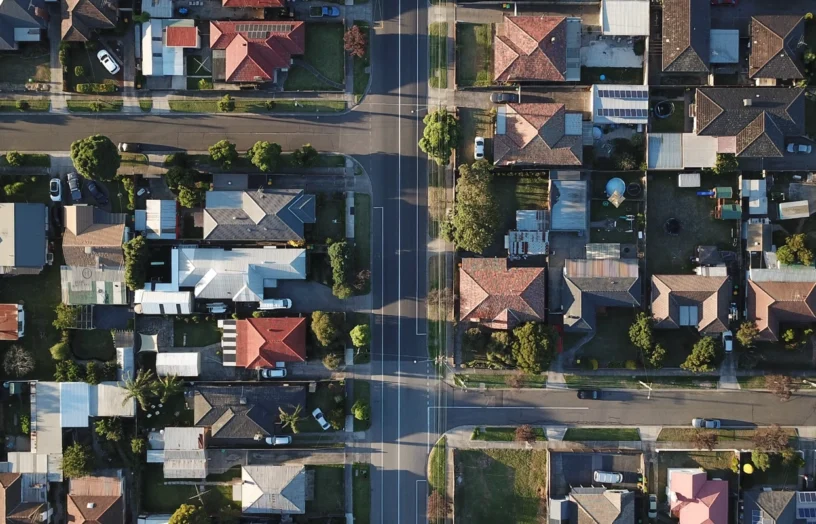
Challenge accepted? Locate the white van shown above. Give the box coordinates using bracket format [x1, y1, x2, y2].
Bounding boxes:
[594, 471, 623, 484]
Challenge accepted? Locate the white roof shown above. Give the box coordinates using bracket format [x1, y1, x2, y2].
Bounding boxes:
[138, 516, 172, 524]
[156, 352, 201, 377]
[164, 427, 206, 450]
[682, 133, 718, 168]
[135, 289, 193, 315]
[779, 200, 810, 220]
[710, 30, 739, 64]
[93, 382, 136, 418]
[34, 382, 62, 454]
[678, 172, 701, 187]
[592, 85, 649, 124]
[750, 266, 816, 282]
[136, 200, 178, 239]
[601, 0, 649, 35]
[60, 382, 91, 428]
[695, 266, 729, 276]
[648, 133, 683, 170]
[142, 20, 188, 76]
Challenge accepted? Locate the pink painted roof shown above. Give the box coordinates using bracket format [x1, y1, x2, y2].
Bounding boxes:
[670, 472, 728, 524]
[210, 21, 305, 82]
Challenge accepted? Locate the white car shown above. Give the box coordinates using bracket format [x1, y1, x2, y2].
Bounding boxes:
[692, 418, 721, 429]
[722, 330, 733, 353]
[258, 298, 292, 310]
[265, 435, 292, 446]
[16, 304, 24, 338]
[474, 136, 485, 160]
[648, 494, 658, 519]
[787, 143, 813, 154]
[312, 408, 331, 431]
[97, 49, 120, 75]
[49, 178, 62, 202]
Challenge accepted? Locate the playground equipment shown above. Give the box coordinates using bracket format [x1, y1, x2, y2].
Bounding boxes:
[654, 100, 675, 119]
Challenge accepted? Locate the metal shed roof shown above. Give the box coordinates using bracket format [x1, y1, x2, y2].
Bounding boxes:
[601, 0, 649, 35]
[140, 200, 177, 239]
[710, 29, 739, 64]
[156, 352, 201, 377]
[550, 180, 587, 231]
[648, 133, 683, 170]
[678, 172, 701, 187]
[60, 383, 90, 428]
[93, 382, 136, 418]
[779, 200, 810, 220]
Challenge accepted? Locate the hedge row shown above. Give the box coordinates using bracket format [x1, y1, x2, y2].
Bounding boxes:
[76, 83, 117, 94]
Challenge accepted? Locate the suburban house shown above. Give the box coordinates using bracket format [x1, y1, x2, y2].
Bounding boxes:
[494, 16, 580, 83]
[147, 427, 209, 479]
[0, 304, 23, 341]
[0, 471, 49, 523]
[459, 258, 547, 330]
[661, 0, 710, 73]
[204, 189, 316, 243]
[63, 205, 127, 268]
[210, 21, 305, 84]
[743, 490, 816, 524]
[61, 0, 118, 42]
[0, 203, 48, 276]
[241, 465, 306, 515]
[494, 103, 583, 166]
[591, 85, 650, 126]
[562, 244, 641, 332]
[0, 0, 47, 51]
[550, 488, 635, 524]
[193, 385, 306, 446]
[667, 470, 728, 524]
[650, 275, 731, 333]
[67, 474, 125, 524]
[223, 317, 307, 369]
[692, 87, 805, 158]
[60, 267, 127, 305]
[142, 20, 200, 80]
[749, 15, 805, 85]
[747, 267, 816, 342]
[135, 200, 178, 239]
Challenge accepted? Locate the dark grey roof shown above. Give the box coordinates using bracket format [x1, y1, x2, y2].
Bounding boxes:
[695, 88, 805, 158]
[193, 385, 306, 441]
[743, 490, 797, 524]
[0, 0, 46, 51]
[662, 0, 710, 73]
[563, 277, 641, 332]
[750, 16, 806, 80]
[0, 203, 46, 270]
[204, 189, 316, 242]
[570, 489, 635, 524]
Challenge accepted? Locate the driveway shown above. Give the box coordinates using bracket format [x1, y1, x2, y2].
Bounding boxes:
[455, 87, 591, 114]
[456, 3, 601, 25]
[550, 452, 643, 498]
[274, 280, 371, 313]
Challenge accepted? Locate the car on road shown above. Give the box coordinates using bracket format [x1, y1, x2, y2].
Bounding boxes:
[310, 5, 339, 16]
[722, 330, 733, 353]
[265, 435, 292, 446]
[474, 136, 485, 160]
[648, 494, 658, 519]
[710, 0, 736, 5]
[490, 92, 519, 104]
[67, 172, 82, 201]
[118, 143, 142, 152]
[49, 178, 62, 202]
[312, 408, 331, 430]
[97, 49, 120, 75]
[787, 143, 813, 154]
[692, 418, 721, 429]
[259, 368, 287, 379]
[86, 181, 109, 206]
[593, 471, 623, 484]
[577, 389, 602, 400]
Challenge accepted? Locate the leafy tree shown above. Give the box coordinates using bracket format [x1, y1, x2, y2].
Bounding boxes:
[487, 331, 512, 355]
[131, 437, 146, 455]
[333, 282, 354, 300]
[155, 374, 184, 403]
[54, 303, 78, 330]
[781, 446, 805, 467]
[511, 322, 556, 374]
[169, 504, 208, 524]
[752, 450, 771, 472]
[164, 166, 195, 190]
[778, 234, 814, 266]
[427, 490, 450, 520]
[209, 140, 238, 168]
[217, 94, 235, 112]
[776, 245, 796, 265]
[444, 160, 498, 253]
[344, 25, 367, 58]
[85, 361, 100, 385]
[70, 135, 121, 181]
[753, 424, 790, 452]
[736, 321, 760, 348]
[178, 186, 203, 208]
[352, 400, 370, 421]
[311, 311, 341, 347]
[681, 337, 717, 372]
[691, 430, 718, 451]
[5, 151, 22, 166]
[464, 327, 487, 353]
[730, 455, 740, 474]
[278, 405, 305, 434]
[124, 236, 148, 291]
[329, 241, 353, 298]
[247, 141, 282, 172]
[322, 352, 342, 370]
[628, 312, 654, 352]
[419, 109, 460, 166]
[122, 369, 158, 411]
[515, 424, 537, 442]
[292, 144, 319, 167]
[50, 340, 72, 361]
[350, 324, 371, 348]
[94, 418, 123, 441]
[647, 344, 667, 369]
[55, 360, 84, 382]
[3, 345, 34, 378]
[712, 153, 739, 176]
[62, 442, 92, 478]
[783, 329, 797, 344]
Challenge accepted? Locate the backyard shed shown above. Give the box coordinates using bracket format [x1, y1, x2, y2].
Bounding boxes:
[740, 178, 768, 216]
[714, 187, 733, 199]
[600, 0, 649, 35]
[134, 289, 193, 315]
[156, 353, 201, 377]
[678, 173, 700, 187]
[779, 201, 810, 220]
[648, 133, 683, 170]
[718, 204, 742, 220]
[550, 180, 588, 231]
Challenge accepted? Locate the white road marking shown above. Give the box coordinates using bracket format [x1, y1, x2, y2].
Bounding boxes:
[397, 1, 403, 520]
[375, 206, 385, 524]
[430, 406, 590, 410]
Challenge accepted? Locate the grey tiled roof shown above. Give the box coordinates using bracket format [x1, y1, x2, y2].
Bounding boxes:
[743, 490, 796, 524]
[204, 189, 316, 242]
[571, 489, 635, 524]
[662, 0, 710, 73]
[562, 259, 641, 332]
[0, 0, 46, 50]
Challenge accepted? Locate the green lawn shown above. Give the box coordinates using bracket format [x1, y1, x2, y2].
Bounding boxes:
[353, 22, 371, 96]
[271, 100, 346, 113]
[564, 375, 718, 389]
[302, 381, 344, 433]
[455, 449, 547, 524]
[428, 437, 447, 494]
[582, 67, 643, 84]
[143, 392, 193, 428]
[71, 329, 115, 360]
[0, 43, 50, 84]
[354, 193, 371, 292]
[312, 192, 346, 243]
[173, 319, 222, 347]
[657, 427, 797, 442]
[66, 99, 123, 112]
[0, 99, 50, 112]
[104, 179, 128, 214]
[168, 100, 217, 112]
[743, 452, 800, 489]
[563, 428, 641, 441]
[650, 101, 686, 133]
[575, 309, 639, 367]
[456, 23, 493, 87]
[456, 374, 547, 389]
[353, 463, 371, 524]
[352, 379, 370, 431]
[472, 426, 546, 442]
[306, 465, 345, 516]
[284, 24, 345, 91]
[429, 22, 448, 88]
[657, 451, 736, 502]
[142, 464, 239, 513]
[486, 176, 549, 256]
[737, 376, 768, 388]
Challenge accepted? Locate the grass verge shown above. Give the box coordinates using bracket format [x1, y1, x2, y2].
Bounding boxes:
[353, 463, 371, 524]
[354, 192, 371, 292]
[657, 427, 797, 442]
[428, 437, 446, 494]
[0, 99, 50, 112]
[306, 465, 345, 516]
[563, 428, 640, 441]
[429, 22, 448, 89]
[66, 99, 123, 112]
[352, 380, 371, 431]
[353, 21, 371, 96]
[564, 375, 719, 389]
[456, 374, 547, 389]
[471, 426, 546, 441]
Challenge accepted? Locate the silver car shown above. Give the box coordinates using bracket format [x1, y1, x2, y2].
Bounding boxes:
[593, 471, 623, 484]
[691, 418, 721, 429]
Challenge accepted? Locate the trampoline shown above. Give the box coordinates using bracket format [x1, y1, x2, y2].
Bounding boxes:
[654, 101, 675, 119]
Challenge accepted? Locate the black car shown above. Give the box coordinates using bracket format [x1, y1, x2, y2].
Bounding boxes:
[490, 92, 519, 104]
[577, 389, 602, 400]
[87, 181, 109, 206]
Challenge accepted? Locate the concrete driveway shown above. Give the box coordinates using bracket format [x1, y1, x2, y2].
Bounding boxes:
[274, 280, 371, 313]
[710, 0, 814, 34]
[550, 452, 643, 497]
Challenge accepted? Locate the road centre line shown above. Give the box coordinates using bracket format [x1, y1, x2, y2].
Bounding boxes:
[397, 2, 403, 519]
[374, 206, 385, 524]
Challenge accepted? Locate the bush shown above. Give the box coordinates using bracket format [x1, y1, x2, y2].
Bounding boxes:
[14, 100, 28, 111]
[3, 182, 25, 196]
[20, 414, 30, 435]
[75, 83, 116, 94]
[4, 345, 34, 377]
[624, 360, 637, 370]
[62, 442, 92, 478]
[164, 152, 189, 168]
[589, 358, 599, 370]
[806, 12, 813, 20]
[85, 361, 100, 385]
[328, 241, 353, 296]
[292, 144, 319, 167]
[178, 186, 203, 208]
[59, 48, 67, 66]
[311, 311, 341, 347]
[681, 336, 717, 372]
[124, 236, 148, 291]
[50, 340, 72, 361]
[74, 65, 85, 77]
[217, 94, 235, 112]
[512, 322, 556, 373]
[352, 400, 370, 421]
[322, 352, 342, 370]
[134, 11, 150, 23]
[197, 78, 213, 90]
[5, 151, 22, 166]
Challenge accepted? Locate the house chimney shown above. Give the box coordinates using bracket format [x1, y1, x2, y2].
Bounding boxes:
[239, 397, 247, 405]
[86, 503, 96, 509]
[743, 99, 752, 107]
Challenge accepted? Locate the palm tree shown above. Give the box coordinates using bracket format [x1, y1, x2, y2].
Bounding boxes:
[278, 405, 305, 434]
[155, 374, 184, 403]
[121, 369, 157, 411]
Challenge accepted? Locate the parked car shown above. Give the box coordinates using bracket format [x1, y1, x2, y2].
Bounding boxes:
[310, 5, 339, 17]
[265, 435, 292, 446]
[118, 143, 142, 152]
[710, 0, 736, 5]
[648, 494, 658, 519]
[691, 418, 721, 429]
[593, 471, 623, 484]
[312, 408, 331, 430]
[49, 178, 62, 202]
[577, 389, 602, 400]
[67, 172, 82, 201]
[259, 368, 287, 379]
[86, 181, 109, 206]
[97, 49, 120, 75]
[258, 298, 293, 310]
[16, 304, 24, 338]
[474, 136, 485, 160]
[787, 143, 813, 154]
[722, 330, 733, 353]
[490, 92, 519, 104]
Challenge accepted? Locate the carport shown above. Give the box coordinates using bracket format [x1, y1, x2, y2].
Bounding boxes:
[550, 451, 643, 498]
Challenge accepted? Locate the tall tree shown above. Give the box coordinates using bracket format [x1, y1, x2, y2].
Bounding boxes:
[278, 405, 305, 434]
[121, 370, 157, 411]
[736, 321, 760, 348]
[70, 135, 120, 181]
[511, 322, 556, 374]
[94, 418, 124, 441]
[628, 312, 654, 352]
[680, 337, 717, 372]
[350, 324, 371, 348]
[311, 311, 341, 347]
[444, 160, 498, 253]
[155, 374, 184, 404]
[123, 236, 148, 291]
[712, 153, 739, 176]
[169, 504, 208, 524]
[343, 25, 367, 58]
[419, 109, 460, 166]
[62, 442, 92, 478]
[247, 141, 282, 172]
[751, 450, 770, 472]
[53, 303, 78, 330]
[208, 140, 238, 168]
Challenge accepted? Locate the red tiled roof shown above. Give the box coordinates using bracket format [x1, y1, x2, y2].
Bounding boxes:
[210, 21, 305, 82]
[223, 0, 283, 7]
[165, 26, 199, 48]
[493, 103, 582, 166]
[0, 304, 19, 341]
[747, 280, 816, 341]
[494, 16, 567, 82]
[236, 317, 307, 368]
[459, 258, 546, 330]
